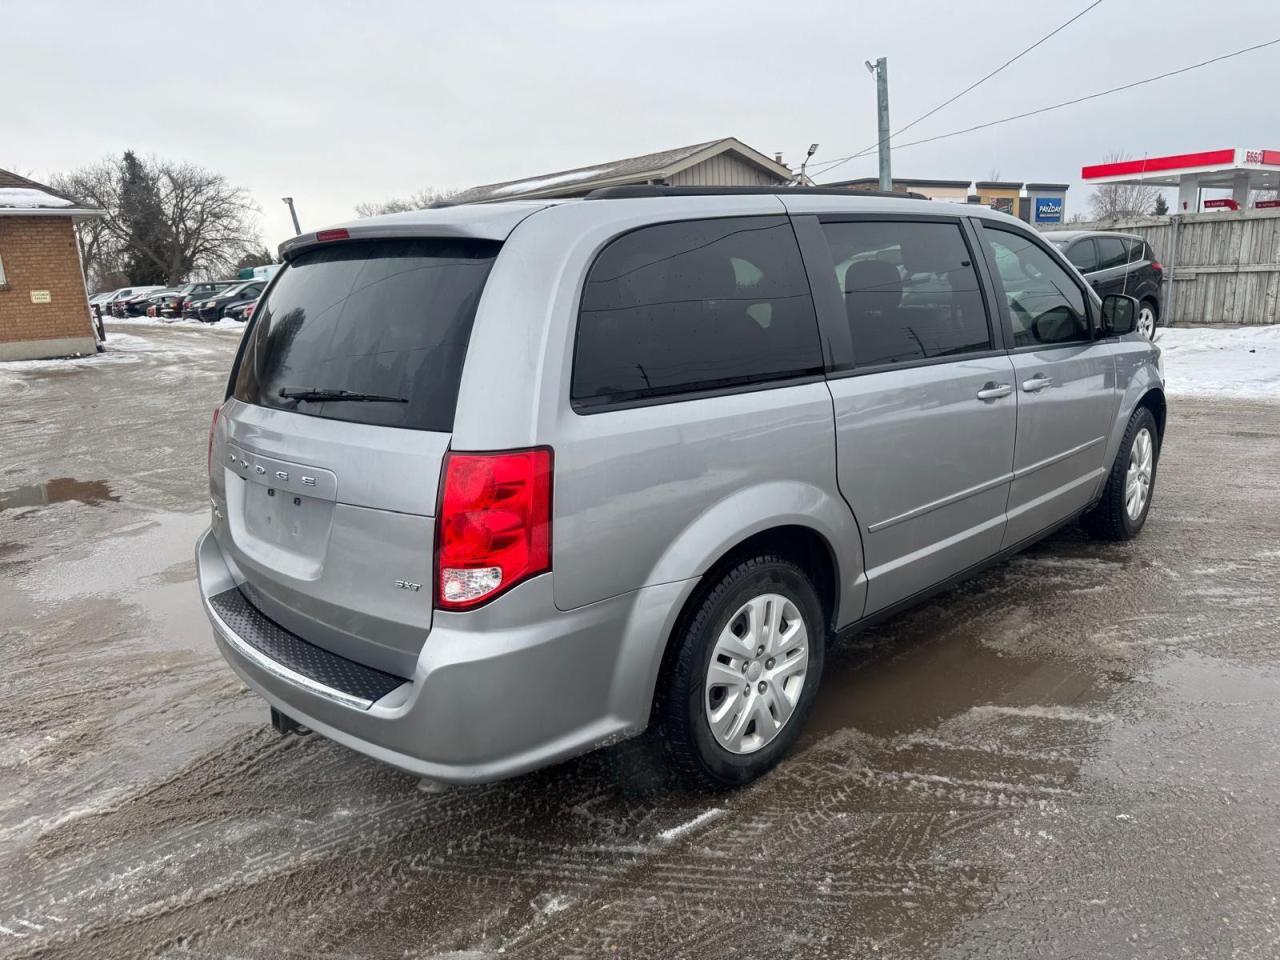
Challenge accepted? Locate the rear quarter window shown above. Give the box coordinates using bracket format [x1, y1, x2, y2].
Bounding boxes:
[232, 237, 499, 432]
[572, 216, 823, 406]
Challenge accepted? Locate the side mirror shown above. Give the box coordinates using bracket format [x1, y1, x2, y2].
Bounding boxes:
[1100, 293, 1138, 336]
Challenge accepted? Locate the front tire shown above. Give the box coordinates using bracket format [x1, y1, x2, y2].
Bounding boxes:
[1085, 407, 1160, 540]
[653, 554, 825, 790]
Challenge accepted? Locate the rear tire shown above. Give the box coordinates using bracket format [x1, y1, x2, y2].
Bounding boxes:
[651, 554, 825, 790]
[1085, 407, 1159, 541]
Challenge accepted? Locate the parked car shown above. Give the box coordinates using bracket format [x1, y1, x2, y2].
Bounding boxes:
[180, 281, 237, 319]
[1048, 231, 1163, 338]
[98, 287, 150, 317]
[138, 287, 187, 317]
[224, 298, 258, 323]
[147, 281, 232, 319]
[112, 285, 166, 317]
[147, 294, 178, 318]
[199, 189, 1165, 790]
[194, 281, 266, 322]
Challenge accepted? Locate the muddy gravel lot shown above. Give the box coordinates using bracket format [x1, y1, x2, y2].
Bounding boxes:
[2, 323, 1279, 959]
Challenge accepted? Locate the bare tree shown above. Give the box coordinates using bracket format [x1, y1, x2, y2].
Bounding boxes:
[50, 161, 127, 291]
[1088, 151, 1160, 220]
[153, 160, 261, 279]
[355, 186, 459, 218]
[52, 153, 262, 285]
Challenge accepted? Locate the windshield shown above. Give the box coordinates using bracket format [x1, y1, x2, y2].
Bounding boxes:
[231, 237, 500, 432]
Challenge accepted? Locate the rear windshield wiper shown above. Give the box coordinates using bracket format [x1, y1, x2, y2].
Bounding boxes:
[278, 387, 408, 404]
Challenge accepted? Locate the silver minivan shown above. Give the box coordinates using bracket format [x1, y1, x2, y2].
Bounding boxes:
[197, 188, 1164, 788]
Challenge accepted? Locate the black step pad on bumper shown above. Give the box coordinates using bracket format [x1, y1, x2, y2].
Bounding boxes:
[208, 587, 408, 705]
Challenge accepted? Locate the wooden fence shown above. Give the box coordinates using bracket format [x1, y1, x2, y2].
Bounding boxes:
[1040, 208, 1280, 326]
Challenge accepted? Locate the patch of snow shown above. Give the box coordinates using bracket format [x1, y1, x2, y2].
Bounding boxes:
[0, 186, 74, 208]
[108, 315, 243, 330]
[0, 349, 135, 374]
[534, 893, 575, 915]
[658, 807, 724, 842]
[1157, 325, 1280, 399]
[0, 326, 235, 378]
[491, 167, 610, 196]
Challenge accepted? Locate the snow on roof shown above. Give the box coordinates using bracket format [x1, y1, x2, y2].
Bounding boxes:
[0, 186, 75, 209]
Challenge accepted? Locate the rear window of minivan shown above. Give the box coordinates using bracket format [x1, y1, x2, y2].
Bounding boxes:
[232, 237, 500, 432]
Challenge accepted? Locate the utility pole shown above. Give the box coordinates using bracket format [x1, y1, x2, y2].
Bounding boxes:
[281, 197, 302, 236]
[866, 57, 892, 191]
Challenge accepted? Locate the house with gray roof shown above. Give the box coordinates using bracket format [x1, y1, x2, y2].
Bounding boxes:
[449, 137, 795, 204]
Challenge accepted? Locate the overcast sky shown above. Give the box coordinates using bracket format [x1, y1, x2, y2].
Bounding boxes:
[4, 0, 1278, 251]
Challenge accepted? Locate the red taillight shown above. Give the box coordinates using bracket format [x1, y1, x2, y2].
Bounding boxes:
[1151, 261, 1163, 274]
[435, 448, 553, 610]
[207, 405, 221, 474]
[315, 228, 349, 242]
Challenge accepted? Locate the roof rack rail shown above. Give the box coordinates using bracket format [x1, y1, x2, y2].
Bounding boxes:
[583, 184, 928, 201]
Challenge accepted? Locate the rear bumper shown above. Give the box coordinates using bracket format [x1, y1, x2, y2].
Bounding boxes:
[196, 529, 692, 783]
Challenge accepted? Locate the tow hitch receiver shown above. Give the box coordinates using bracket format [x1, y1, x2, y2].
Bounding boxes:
[270, 707, 308, 736]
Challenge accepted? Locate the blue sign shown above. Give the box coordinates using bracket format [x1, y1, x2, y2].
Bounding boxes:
[1034, 197, 1063, 223]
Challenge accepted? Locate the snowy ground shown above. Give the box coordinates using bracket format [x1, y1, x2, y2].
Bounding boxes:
[3, 324, 1280, 958]
[106, 314, 244, 331]
[1158, 325, 1280, 399]
[0, 323, 242, 376]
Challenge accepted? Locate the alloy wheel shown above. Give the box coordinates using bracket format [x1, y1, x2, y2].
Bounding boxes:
[1137, 305, 1156, 339]
[1125, 427, 1154, 521]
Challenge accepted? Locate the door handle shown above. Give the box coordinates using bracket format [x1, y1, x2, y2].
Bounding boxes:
[1022, 374, 1054, 392]
[976, 382, 1013, 401]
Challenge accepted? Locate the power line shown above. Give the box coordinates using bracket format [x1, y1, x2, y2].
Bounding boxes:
[811, 0, 1105, 179]
[813, 37, 1280, 179]
[875, 38, 1280, 156]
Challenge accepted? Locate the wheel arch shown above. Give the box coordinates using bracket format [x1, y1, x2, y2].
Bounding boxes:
[1136, 385, 1167, 441]
[1138, 292, 1160, 318]
[642, 520, 851, 727]
[1094, 368, 1166, 504]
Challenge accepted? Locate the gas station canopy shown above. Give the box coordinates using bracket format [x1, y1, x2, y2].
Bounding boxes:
[1082, 148, 1280, 212]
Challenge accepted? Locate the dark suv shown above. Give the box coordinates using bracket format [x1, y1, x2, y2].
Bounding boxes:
[1048, 231, 1163, 338]
[194, 281, 266, 322]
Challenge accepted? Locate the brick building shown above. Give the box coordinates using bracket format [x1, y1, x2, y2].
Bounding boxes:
[0, 169, 103, 361]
